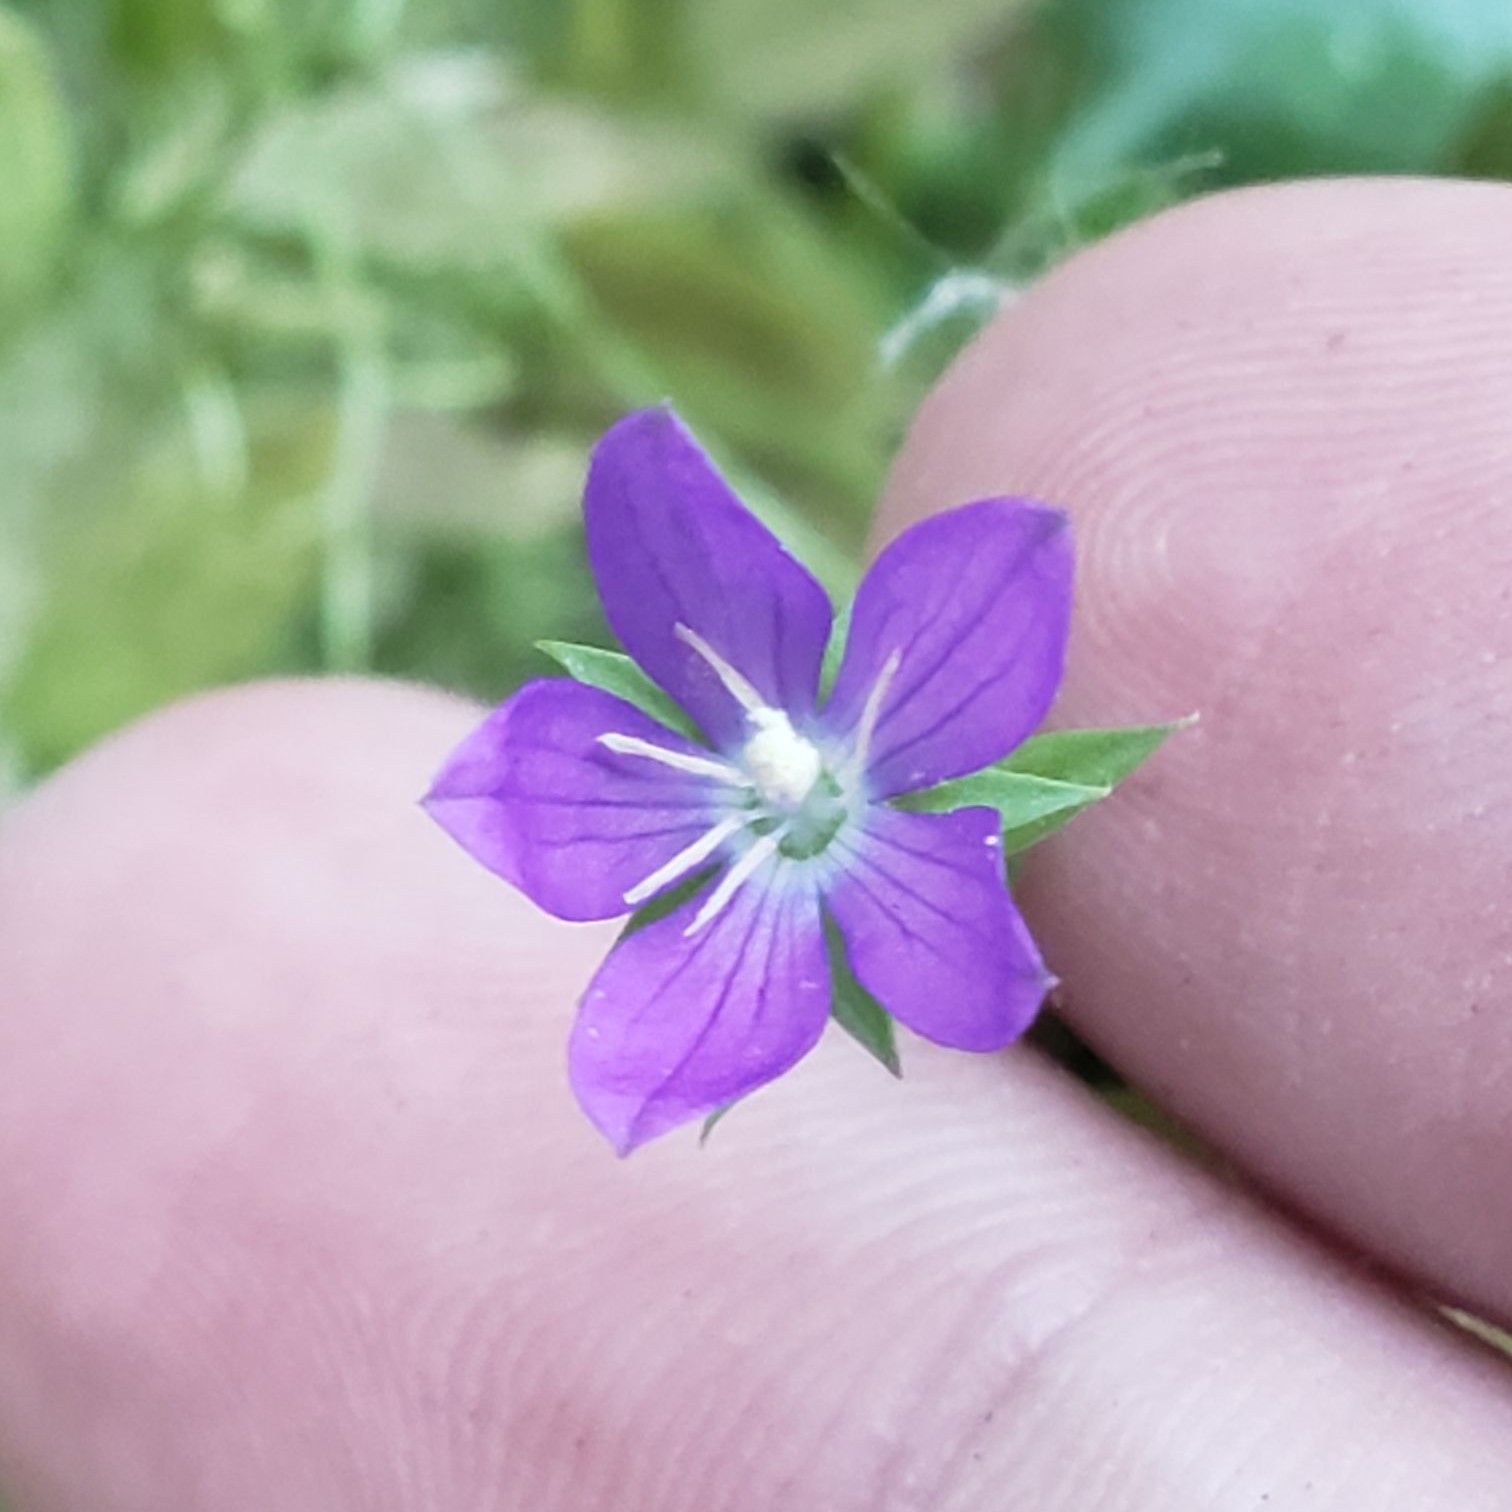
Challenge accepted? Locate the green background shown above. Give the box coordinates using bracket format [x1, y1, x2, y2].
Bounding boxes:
[5, 0, 1512, 790]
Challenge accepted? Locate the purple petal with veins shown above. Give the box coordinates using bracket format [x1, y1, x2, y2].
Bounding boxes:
[569, 872, 829, 1154]
[583, 408, 834, 751]
[423, 680, 738, 923]
[825, 497, 1072, 797]
[826, 805, 1051, 1051]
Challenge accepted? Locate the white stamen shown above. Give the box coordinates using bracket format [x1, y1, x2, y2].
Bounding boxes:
[622, 813, 754, 906]
[685, 829, 784, 935]
[599, 732, 751, 787]
[847, 649, 903, 778]
[675, 623, 766, 714]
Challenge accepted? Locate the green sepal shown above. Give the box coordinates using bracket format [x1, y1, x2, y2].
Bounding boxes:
[894, 766, 1105, 828]
[700, 1102, 738, 1145]
[536, 639, 701, 741]
[818, 594, 853, 700]
[825, 913, 900, 1076]
[1005, 718, 1195, 789]
[895, 716, 1193, 856]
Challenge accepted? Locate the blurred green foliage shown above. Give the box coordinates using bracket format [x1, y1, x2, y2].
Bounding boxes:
[3, 0, 1512, 790]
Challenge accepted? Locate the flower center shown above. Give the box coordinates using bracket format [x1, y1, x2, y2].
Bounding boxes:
[605, 626, 900, 932]
[741, 709, 822, 809]
[770, 771, 847, 860]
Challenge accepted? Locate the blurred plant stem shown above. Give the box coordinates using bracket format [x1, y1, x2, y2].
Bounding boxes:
[313, 228, 387, 672]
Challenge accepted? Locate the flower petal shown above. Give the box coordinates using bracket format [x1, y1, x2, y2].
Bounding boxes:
[569, 872, 828, 1153]
[824, 498, 1072, 797]
[423, 679, 734, 923]
[583, 408, 834, 750]
[827, 805, 1050, 1050]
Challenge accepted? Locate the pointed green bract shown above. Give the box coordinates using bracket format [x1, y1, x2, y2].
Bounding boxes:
[700, 1102, 739, 1145]
[0, 10, 72, 333]
[894, 767, 1109, 856]
[894, 717, 1193, 855]
[893, 767, 1106, 820]
[538, 639, 702, 741]
[825, 914, 900, 1076]
[1005, 718, 1194, 789]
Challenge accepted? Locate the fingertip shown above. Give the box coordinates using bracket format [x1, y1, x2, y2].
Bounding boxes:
[885, 175, 1512, 1321]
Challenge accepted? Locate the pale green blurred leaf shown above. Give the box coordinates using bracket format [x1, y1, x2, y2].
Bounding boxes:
[109, 0, 221, 73]
[375, 417, 585, 538]
[226, 55, 539, 266]
[375, 524, 607, 699]
[1051, 0, 1512, 186]
[0, 7, 73, 331]
[226, 52, 728, 269]
[566, 207, 885, 518]
[3, 414, 331, 773]
[109, 69, 236, 226]
[0, 304, 141, 705]
[691, 0, 1029, 118]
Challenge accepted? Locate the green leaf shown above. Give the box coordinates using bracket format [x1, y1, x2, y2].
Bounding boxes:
[1048, 0, 1512, 189]
[690, 0, 1031, 119]
[225, 63, 533, 268]
[537, 639, 701, 740]
[896, 719, 1192, 857]
[825, 914, 900, 1076]
[1005, 718, 1193, 790]
[3, 405, 331, 775]
[0, 8, 73, 332]
[562, 206, 886, 533]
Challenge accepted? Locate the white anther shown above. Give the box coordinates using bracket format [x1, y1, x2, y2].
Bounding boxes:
[685, 829, 784, 935]
[622, 813, 754, 907]
[599, 732, 751, 787]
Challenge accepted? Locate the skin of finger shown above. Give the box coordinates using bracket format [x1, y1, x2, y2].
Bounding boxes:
[1, 681, 1511, 1512]
[882, 176, 1512, 1325]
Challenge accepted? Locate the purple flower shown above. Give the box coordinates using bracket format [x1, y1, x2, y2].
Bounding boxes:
[424, 408, 1072, 1154]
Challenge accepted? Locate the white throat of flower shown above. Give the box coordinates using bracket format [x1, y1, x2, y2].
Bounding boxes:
[601, 624, 899, 935]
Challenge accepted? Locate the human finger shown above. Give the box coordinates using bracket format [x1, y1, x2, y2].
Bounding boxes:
[884, 176, 1512, 1323]
[1, 680, 1510, 1509]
